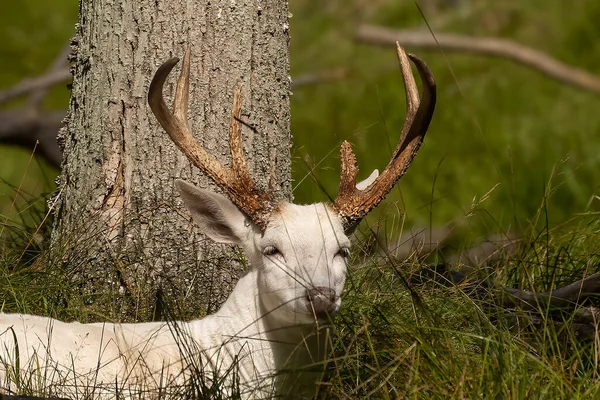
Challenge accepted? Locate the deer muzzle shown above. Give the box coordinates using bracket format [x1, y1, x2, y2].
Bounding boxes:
[306, 287, 338, 319]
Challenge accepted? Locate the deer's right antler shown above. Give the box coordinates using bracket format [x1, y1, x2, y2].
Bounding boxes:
[333, 42, 437, 233]
[148, 48, 276, 230]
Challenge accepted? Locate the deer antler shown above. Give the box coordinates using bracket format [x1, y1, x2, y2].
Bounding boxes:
[148, 48, 276, 229]
[334, 42, 437, 232]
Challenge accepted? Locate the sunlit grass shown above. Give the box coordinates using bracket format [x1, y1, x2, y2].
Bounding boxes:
[314, 213, 600, 399]
[1, 169, 600, 398]
[1, 0, 600, 398]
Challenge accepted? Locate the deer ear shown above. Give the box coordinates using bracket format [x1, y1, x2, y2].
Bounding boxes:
[176, 179, 250, 245]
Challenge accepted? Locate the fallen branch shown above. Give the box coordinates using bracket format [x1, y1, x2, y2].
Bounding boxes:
[0, 45, 71, 168]
[377, 225, 452, 260]
[0, 109, 63, 168]
[501, 272, 600, 317]
[379, 226, 520, 266]
[291, 68, 349, 89]
[356, 25, 600, 95]
[411, 264, 600, 340]
[27, 44, 71, 109]
[0, 68, 71, 106]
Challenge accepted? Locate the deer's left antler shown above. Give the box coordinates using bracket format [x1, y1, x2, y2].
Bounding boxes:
[333, 42, 437, 233]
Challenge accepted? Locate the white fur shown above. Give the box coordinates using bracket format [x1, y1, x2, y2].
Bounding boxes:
[0, 180, 354, 399]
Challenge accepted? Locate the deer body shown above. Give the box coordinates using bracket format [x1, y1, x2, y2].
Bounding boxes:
[0, 201, 349, 398]
[0, 43, 436, 398]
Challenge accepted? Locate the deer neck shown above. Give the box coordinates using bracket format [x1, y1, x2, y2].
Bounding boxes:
[190, 267, 325, 396]
[259, 301, 329, 397]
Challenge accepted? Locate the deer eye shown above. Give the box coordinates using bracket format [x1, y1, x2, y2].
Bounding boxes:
[337, 247, 350, 258]
[263, 246, 280, 256]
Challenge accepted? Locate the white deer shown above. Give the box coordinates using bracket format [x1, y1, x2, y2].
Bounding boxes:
[0, 43, 436, 399]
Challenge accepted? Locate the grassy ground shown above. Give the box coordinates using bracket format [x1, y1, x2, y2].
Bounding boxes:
[1, 0, 600, 398]
[2, 175, 600, 398]
[316, 214, 600, 398]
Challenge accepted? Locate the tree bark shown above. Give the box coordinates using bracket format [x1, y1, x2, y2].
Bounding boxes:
[51, 0, 292, 320]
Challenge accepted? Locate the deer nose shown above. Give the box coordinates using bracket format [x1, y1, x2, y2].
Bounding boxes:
[306, 287, 337, 319]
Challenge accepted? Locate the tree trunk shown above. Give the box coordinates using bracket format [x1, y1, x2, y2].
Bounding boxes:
[51, 0, 291, 320]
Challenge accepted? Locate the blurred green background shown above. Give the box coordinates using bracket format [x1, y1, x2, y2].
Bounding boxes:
[1, 0, 599, 241]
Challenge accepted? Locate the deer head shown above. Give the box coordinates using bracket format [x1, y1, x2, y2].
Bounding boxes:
[148, 43, 436, 324]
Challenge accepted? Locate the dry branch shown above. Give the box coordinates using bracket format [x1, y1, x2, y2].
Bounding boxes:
[411, 263, 600, 340]
[356, 25, 600, 95]
[0, 68, 71, 106]
[502, 272, 600, 315]
[27, 44, 71, 109]
[0, 44, 71, 168]
[379, 226, 520, 266]
[291, 68, 348, 89]
[0, 108, 63, 168]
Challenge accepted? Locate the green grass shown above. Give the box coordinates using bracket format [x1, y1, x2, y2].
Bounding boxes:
[2, 0, 600, 398]
[312, 213, 600, 398]
[2, 166, 600, 398]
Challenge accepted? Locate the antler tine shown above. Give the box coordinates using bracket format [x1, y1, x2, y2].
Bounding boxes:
[148, 48, 275, 229]
[173, 47, 190, 122]
[394, 43, 420, 159]
[148, 52, 230, 187]
[229, 84, 253, 187]
[334, 42, 437, 233]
